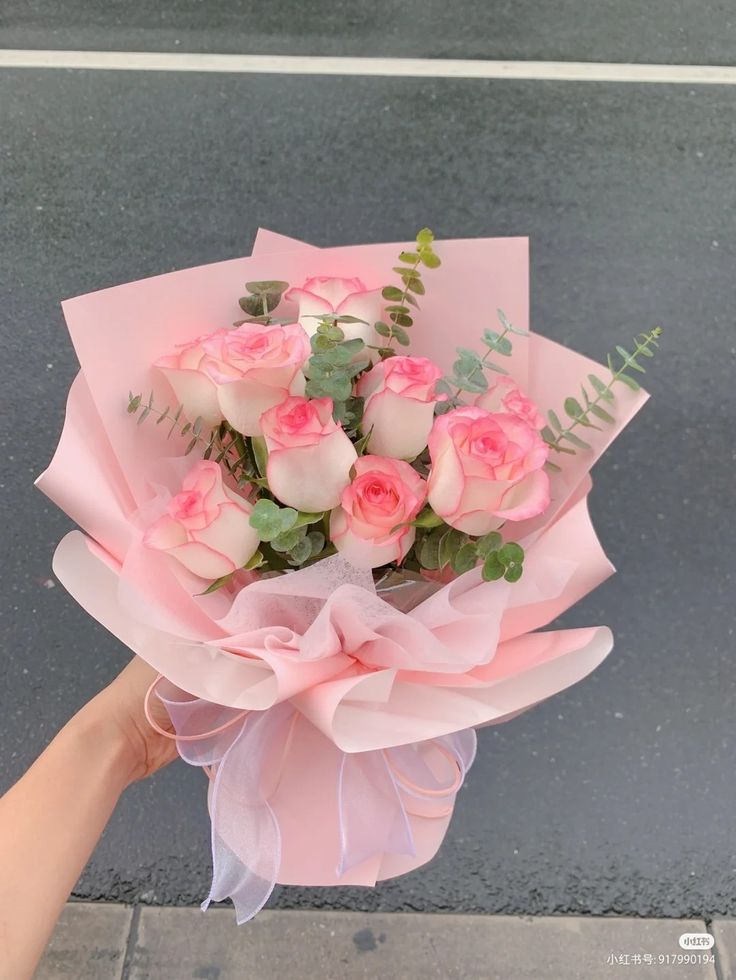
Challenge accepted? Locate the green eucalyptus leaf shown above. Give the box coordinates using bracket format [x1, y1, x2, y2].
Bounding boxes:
[307, 530, 326, 556]
[564, 397, 585, 420]
[239, 295, 263, 316]
[287, 537, 312, 564]
[561, 430, 592, 450]
[451, 542, 478, 575]
[418, 527, 444, 570]
[588, 374, 615, 402]
[476, 531, 502, 558]
[498, 542, 524, 565]
[293, 511, 324, 528]
[481, 554, 505, 581]
[382, 286, 404, 302]
[589, 404, 615, 425]
[416, 228, 434, 245]
[310, 333, 335, 353]
[617, 372, 641, 391]
[439, 528, 466, 569]
[504, 563, 524, 583]
[456, 347, 483, 369]
[399, 251, 420, 263]
[271, 525, 307, 553]
[420, 251, 441, 268]
[317, 323, 345, 342]
[482, 330, 512, 355]
[405, 277, 425, 296]
[375, 321, 391, 338]
[245, 280, 289, 295]
[497, 309, 528, 336]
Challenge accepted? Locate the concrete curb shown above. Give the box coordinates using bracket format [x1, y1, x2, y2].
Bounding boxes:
[35, 904, 732, 979]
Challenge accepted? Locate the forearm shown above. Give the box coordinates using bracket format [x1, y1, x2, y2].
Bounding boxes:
[0, 702, 135, 980]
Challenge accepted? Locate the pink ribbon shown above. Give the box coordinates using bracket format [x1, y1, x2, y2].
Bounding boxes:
[146, 677, 476, 923]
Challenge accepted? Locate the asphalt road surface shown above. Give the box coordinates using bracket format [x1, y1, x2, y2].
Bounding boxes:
[1, 12, 735, 918]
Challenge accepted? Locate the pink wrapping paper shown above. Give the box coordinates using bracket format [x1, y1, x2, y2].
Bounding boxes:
[36, 229, 648, 904]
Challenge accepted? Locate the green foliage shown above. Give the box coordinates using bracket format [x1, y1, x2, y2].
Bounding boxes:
[238, 280, 290, 317]
[439, 309, 528, 410]
[376, 230, 442, 357]
[481, 540, 524, 583]
[542, 328, 663, 460]
[249, 499, 299, 541]
[248, 501, 325, 565]
[414, 517, 525, 584]
[127, 392, 263, 487]
[304, 316, 371, 419]
[450, 348, 489, 393]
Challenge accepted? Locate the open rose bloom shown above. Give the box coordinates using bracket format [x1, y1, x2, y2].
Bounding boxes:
[36, 229, 649, 923]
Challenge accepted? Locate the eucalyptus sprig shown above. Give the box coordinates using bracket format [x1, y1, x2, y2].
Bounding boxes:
[397, 506, 526, 583]
[541, 327, 663, 461]
[373, 228, 441, 357]
[416, 520, 525, 584]
[126, 392, 259, 487]
[237, 280, 290, 320]
[435, 309, 529, 413]
[248, 499, 326, 566]
[303, 316, 370, 431]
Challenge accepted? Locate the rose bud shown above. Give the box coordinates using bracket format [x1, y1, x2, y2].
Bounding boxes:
[475, 375, 545, 430]
[143, 460, 260, 579]
[330, 455, 427, 569]
[427, 407, 550, 536]
[356, 355, 444, 460]
[284, 276, 382, 347]
[260, 396, 358, 513]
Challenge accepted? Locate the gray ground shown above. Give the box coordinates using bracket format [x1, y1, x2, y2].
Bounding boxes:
[1, 17, 735, 921]
[1, 0, 736, 65]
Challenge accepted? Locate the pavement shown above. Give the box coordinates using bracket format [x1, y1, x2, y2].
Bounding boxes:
[35, 904, 735, 979]
[1, 0, 735, 955]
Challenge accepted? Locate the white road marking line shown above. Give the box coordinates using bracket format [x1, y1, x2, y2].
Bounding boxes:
[1, 50, 736, 84]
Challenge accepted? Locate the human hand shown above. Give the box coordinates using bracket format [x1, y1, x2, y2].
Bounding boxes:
[78, 657, 179, 785]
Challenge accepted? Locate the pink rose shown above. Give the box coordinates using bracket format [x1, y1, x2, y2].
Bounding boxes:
[261, 396, 358, 512]
[330, 455, 427, 569]
[155, 330, 230, 426]
[143, 460, 260, 579]
[156, 322, 310, 436]
[285, 276, 382, 347]
[356, 356, 444, 460]
[475, 375, 545, 430]
[427, 407, 550, 536]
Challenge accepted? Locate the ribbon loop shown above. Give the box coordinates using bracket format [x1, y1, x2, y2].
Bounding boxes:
[155, 684, 476, 922]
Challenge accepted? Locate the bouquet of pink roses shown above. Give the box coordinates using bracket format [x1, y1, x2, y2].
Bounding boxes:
[37, 228, 661, 922]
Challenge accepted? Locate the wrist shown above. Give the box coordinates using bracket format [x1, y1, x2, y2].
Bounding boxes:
[67, 697, 140, 790]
